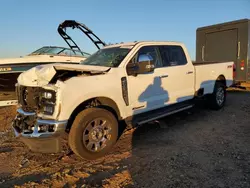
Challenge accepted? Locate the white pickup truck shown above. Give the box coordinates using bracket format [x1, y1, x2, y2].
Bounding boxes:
[12, 41, 234, 160]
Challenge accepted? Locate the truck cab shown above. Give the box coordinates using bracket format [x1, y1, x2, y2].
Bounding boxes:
[12, 41, 234, 160]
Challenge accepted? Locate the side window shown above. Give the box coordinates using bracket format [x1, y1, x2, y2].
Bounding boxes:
[60, 49, 74, 56]
[159, 45, 188, 67]
[73, 51, 84, 57]
[128, 46, 162, 68]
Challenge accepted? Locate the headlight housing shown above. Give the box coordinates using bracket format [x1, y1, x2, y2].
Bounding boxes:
[39, 89, 56, 115]
[42, 105, 55, 115]
[43, 91, 53, 99]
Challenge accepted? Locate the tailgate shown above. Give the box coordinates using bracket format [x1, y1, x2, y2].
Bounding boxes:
[194, 62, 234, 94]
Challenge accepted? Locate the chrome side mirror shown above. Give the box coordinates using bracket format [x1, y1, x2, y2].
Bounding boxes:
[137, 54, 155, 74]
[127, 54, 155, 76]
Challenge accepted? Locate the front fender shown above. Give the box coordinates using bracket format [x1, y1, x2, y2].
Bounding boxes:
[56, 75, 127, 121]
[58, 91, 127, 121]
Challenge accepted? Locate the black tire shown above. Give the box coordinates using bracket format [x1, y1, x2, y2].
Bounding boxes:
[68, 107, 118, 160]
[208, 81, 226, 110]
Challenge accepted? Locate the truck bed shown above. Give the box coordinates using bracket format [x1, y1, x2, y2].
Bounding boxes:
[194, 61, 234, 94]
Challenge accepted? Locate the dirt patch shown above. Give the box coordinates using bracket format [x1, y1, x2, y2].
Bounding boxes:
[0, 90, 250, 187]
[0, 106, 16, 132]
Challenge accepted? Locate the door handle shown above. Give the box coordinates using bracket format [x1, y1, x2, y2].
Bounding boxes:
[159, 75, 168, 78]
[186, 71, 193, 74]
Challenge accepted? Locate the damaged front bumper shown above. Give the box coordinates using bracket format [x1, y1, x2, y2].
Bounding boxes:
[12, 108, 68, 153]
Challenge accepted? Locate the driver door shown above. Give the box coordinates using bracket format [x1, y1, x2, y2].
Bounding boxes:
[126, 45, 170, 115]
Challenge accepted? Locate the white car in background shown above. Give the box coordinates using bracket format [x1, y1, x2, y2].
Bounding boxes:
[0, 20, 105, 107]
[0, 45, 90, 65]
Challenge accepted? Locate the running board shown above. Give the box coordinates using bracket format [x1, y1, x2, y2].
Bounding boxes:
[0, 100, 18, 107]
[137, 105, 194, 125]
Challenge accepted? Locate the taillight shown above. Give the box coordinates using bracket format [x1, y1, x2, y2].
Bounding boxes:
[240, 60, 245, 70]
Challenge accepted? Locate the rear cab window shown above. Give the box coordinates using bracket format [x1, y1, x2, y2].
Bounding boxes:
[159, 45, 188, 67]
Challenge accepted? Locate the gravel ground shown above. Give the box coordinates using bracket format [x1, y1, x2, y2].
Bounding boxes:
[0, 89, 249, 188]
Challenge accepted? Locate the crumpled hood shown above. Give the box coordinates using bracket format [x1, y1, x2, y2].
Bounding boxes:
[17, 63, 110, 87]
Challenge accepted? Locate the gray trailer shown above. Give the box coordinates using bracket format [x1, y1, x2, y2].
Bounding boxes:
[196, 18, 250, 88]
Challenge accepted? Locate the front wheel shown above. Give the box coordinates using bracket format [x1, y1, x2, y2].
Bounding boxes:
[68, 107, 118, 160]
[207, 82, 226, 110]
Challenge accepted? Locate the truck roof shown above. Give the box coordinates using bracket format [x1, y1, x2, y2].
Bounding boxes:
[103, 41, 184, 49]
[197, 18, 250, 31]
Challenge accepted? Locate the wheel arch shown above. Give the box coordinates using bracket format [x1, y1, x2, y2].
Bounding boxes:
[216, 75, 226, 86]
[66, 97, 122, 131]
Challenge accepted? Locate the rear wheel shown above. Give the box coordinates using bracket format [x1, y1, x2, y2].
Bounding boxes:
[208, 81, 226, 110]
[68, 107, 118, 160]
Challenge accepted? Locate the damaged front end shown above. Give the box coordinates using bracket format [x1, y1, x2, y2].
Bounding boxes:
[12, 63, 110, 153]
[12, 84, 67, 153]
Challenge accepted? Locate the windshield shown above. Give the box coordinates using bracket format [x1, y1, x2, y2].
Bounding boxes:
[80, 47, 131, 67]
[29, 46, 90, 57]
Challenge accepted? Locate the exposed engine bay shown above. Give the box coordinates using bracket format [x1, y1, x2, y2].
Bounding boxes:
[49, 68, 108, 84]
[17, 63, 111, 87]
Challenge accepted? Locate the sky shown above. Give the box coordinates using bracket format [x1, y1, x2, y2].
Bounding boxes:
[0, 0, 249, 60]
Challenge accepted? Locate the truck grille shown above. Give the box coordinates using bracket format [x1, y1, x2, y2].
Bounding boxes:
[16, 85, 40, 112]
